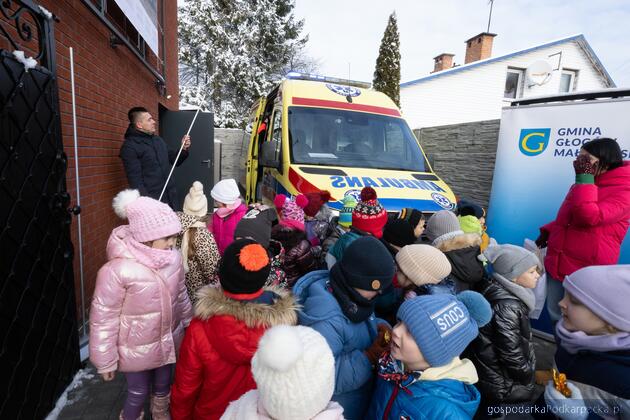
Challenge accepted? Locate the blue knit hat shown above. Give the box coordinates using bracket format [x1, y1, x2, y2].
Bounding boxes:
[397, 291, 492, 367]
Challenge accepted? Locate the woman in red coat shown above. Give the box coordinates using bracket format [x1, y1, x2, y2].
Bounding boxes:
[536, 138, 630, 323]
[170, 239, 299, 419]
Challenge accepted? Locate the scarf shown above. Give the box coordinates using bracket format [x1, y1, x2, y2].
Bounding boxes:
[216, 206, 236, 218]
[556, 320, 630, 354]
[180, 220, 207, 273]
[377, 352, 421, 392]
[123, 234, 179, 270]
[328, 273, 375, 323]
[492, 272, 536, 313]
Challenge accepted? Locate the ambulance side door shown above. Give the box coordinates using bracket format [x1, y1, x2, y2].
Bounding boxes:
[245, 98, 266, 203]
[260, 107, 284, 204]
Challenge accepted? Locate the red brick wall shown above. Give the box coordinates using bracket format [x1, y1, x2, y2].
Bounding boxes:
[38, 0, 180, 327]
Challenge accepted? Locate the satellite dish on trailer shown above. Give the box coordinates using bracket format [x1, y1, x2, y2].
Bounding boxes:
[526, 60, 553, 87]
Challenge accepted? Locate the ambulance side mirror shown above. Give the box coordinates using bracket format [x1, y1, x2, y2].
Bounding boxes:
[426, 154, 435, 169]
[260, 141, 281, 169]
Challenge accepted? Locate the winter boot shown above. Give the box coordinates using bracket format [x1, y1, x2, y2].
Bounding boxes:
[119, 410, 144, 420]
[150, 393, 171, 420]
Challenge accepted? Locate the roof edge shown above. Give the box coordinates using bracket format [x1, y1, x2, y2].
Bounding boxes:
[401, 34, 586, 88]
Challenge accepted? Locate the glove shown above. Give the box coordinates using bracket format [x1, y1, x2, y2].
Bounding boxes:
[365, 324, 392, 365]
[544, 381, 588, 420]
[573, 154, 597, 184]
[535, 230, 549, 249]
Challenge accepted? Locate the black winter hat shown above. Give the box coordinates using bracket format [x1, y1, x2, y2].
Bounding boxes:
[397, 207, 425, 228]
[331, 236, 395, 292]
[219, 238, 271, 296]
[234, 206, 277, 249]
[383, 219, 417, 248]
[457, 199, 485, 219]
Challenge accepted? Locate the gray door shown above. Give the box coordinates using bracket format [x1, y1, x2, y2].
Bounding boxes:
[159, 108, 214, 211]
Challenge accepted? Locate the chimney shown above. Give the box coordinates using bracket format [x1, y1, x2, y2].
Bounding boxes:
[464, 32, 496, 64]
[431, 53, 455, 73]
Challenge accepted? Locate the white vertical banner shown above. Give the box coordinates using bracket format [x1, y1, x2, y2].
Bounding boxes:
[113, 0, 158, 54]
[487, 98, 630, 264]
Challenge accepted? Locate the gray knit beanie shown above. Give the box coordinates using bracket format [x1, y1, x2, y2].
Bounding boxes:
[425, 210, 464, 245]
[481, 244, 541, 280]
[396, 244, 452, 286]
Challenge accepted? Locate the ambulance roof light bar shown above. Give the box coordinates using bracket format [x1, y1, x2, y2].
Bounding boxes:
[285, 72, 372, 89]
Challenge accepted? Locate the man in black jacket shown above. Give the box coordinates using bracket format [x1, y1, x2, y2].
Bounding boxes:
[120, 107, 191, 209]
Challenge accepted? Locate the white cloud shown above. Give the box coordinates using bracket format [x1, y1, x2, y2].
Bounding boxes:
[294, 0, 630, 87]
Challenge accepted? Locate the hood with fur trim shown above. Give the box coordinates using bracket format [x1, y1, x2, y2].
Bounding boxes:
[435, 233, 482, 253]
[194, 285, 299, 328]
[435, 233, 485, 288]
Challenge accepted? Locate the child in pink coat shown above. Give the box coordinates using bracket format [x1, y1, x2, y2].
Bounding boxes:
[209, 178, 247, 255]
[89, 190, 192, 420]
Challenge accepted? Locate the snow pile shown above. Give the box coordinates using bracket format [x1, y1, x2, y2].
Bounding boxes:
[12, 51, 38, 72]
[38, 5, 53, 20]
[44, 368, 95, 420]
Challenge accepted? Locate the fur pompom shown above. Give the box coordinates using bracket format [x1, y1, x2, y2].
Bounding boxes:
[274, 194, 287, 210]
[112, 189, 140, 219]
[256, 325, 303, 372]
[360, 186, 377, 201]
[457, 290, 492, 327]
[295, 194, 308, 209]
[239, 243, 270, 271]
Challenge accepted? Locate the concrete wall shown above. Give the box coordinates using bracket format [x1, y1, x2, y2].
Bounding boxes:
[414, 119, 500, 209]
[214, 128, 248, 185]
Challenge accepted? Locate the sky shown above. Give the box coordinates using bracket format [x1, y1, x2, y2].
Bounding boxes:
[292, 0, 630, 87]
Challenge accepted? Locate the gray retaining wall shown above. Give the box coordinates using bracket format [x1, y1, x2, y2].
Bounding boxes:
[414, 119, 500, 209]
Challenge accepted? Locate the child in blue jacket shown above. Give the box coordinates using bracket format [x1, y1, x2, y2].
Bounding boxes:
[368, 291, 492, 420]
[293, 236, 396, 420]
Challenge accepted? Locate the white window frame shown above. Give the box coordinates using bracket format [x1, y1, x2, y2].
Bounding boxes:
[559, 70, 577, 93]
[504, 68, 525, 99]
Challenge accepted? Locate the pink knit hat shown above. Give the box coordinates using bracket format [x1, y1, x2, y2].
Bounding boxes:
[112, 190, 181, 242]
[274, 194, 308, 231]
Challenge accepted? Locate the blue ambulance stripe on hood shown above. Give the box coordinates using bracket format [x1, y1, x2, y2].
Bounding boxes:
[328, 198, 446, 212]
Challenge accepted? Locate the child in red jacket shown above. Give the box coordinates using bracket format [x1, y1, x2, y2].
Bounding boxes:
[170, 239, 299, 419]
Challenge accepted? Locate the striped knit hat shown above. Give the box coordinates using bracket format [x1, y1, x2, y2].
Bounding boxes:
[338, 195, 357, 228]
[352, 187, 387, 238]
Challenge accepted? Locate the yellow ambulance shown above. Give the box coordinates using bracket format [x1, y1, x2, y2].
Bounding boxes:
[241, 73, 456, 213]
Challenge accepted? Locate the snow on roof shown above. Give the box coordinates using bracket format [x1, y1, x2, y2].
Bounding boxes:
[401, 34, 615, 88]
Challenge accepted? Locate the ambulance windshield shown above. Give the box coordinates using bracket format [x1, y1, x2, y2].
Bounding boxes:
[288, 107, 428, 172]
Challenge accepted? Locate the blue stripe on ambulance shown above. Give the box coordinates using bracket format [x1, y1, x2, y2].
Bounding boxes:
[328, 198, 446, 212]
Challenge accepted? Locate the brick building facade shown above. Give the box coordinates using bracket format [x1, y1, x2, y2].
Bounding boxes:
[37, 0, 180, 331]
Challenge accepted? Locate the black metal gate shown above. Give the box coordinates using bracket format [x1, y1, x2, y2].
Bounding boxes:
[0, 1, 81, 419]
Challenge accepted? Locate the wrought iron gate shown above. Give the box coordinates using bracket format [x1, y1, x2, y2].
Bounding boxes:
[0, 1, 81, 418]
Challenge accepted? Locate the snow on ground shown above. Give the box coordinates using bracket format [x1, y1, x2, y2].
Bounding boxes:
[44, 368, 95, 420]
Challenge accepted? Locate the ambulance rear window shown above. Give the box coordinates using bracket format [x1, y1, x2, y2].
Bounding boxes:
[288, 107, 428, 172]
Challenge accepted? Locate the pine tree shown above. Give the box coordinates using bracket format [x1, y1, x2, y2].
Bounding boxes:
[373, 12, 401, 107]
[178, 0, 309, 128]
